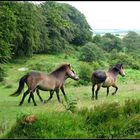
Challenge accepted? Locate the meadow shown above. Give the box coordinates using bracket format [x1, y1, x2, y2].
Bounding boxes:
[0, 54, 140, 138]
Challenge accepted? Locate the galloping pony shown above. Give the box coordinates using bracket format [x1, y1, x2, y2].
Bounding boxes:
[91, 64, 125, 100]
[10, 64, 79, 106]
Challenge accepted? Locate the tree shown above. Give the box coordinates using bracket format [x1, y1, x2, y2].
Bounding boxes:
[11, 2, 41, 57]
[122, 31, 140, 54]
[0, 1, 16, 62]
[100, 33, 123, 53]
[79, 42, 106, 62]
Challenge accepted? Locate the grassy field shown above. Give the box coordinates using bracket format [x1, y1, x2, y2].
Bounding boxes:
[0, 54, 140, 138]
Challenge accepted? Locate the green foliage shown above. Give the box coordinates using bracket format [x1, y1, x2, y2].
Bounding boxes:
[109, 51, 140, 70]
[5, 99, 140, 138]
[123, 99, 140, 116]
[78, 63, 92, 85]
[62, 95, 77, 113]
[7, 112, 87, 139]
[82, 100, 140, 138]
[0, 2, 16, 62]
[122, 31, 140, 52]
[0, 66, 6, 82]
[12, 2, 40, 57]
[79, 42, 106, 62]
[28, 62, 55, 73]
[86, 102, 121, 126]
[100, 33, 123, 52]
[0, 1, 92, 61]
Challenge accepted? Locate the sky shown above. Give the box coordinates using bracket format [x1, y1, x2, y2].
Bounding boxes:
[32, 1, 140, 30]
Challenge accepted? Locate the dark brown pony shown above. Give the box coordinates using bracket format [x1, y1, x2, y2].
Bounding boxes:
[10, 64, 79, 106]
[27, 72, 74, 104]
[91, 64, 125, 100]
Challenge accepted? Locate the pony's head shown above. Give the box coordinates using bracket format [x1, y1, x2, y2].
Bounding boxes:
[65, 64, 79, 80]
[114, 64, 125, 77]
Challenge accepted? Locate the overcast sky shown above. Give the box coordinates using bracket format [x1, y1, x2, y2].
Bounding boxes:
[33, 1, 140, 30]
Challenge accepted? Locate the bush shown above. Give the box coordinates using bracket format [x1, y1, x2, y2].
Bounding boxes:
[0, 66, 6, 82]
[109, 51, 140, 70]
[62, 95, 78, 113]
[79, 42, 106, 62]
[123, 99, 140, 116]
[78, 63, 92, 85]
[83, 100, 140, 138]
[85, 102, 121, 126]
[6, 112, 87, 139]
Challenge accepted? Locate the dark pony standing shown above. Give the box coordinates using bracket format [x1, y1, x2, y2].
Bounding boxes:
[91, 64, 125, 100]
[10, 64, 79, 106]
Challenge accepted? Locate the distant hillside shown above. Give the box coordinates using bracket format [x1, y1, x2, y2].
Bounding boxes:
[92, 29, 140, 38]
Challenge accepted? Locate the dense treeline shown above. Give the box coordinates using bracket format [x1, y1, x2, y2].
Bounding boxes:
[0, 1, 92, 62]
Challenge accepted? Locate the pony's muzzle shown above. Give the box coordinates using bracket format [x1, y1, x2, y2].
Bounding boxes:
[122, 73, 125, 77]
[75, 76, 79, 80]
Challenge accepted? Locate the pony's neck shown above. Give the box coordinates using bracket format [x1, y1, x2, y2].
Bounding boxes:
[51, 69, 67, 81]
[108, 68, 119, 80]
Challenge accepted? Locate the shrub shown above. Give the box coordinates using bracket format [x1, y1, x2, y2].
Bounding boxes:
[123, 99, 140, 116]
[109, 51, 140, 70]
[79, 42, 106, 62]
[78, 63, 92, 85]
[0, 66, 6, 82]
[85, 102, 121, 126]
[62, 95, 78, 113]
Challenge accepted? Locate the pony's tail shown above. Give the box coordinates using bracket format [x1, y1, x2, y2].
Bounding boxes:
[10, 75, 28, 97]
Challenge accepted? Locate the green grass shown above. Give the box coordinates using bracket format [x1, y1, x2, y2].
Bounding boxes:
[0, 54, 140, 138]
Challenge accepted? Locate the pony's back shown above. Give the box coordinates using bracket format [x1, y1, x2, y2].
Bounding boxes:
[91, 70, 107, 84]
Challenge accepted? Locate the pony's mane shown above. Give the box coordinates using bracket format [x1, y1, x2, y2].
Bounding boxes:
[51, 64, 69, 74]
[108, 64, 122, 72]
[108, 66, 114, 72]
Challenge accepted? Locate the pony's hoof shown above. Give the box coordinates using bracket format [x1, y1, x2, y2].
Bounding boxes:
[61, 100, 64, 104]
[58, 100, 62, 103]
[112, 93, 116, 96]
[43, 100, 47, 104]
[18, 103, 22, 106]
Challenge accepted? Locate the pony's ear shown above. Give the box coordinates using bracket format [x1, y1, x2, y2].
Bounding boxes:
[120, 64, 123, 68]
[68, 64, 71, 67]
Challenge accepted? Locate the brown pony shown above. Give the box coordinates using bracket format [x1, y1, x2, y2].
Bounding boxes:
[27, 73, 75, 104]
[10, 64, 79, 106]
[91, 64, 125, 100]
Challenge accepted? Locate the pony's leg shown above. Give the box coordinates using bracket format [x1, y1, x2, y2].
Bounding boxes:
[19, 89, 30, 106]
[44, 90, 54, 104]
[92, 84, 95, 100]
[95, 85, 101, 100]
[61, 86, 67, 101]
[28, 93, 32, 103]
[30, 90, 37, 106]
[56, 89, 61, 103]
[28, 89, 43, 103]
[107, 87, 109, 96]
[36, 89, 43, 102]
[112, 85, 118, 95]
